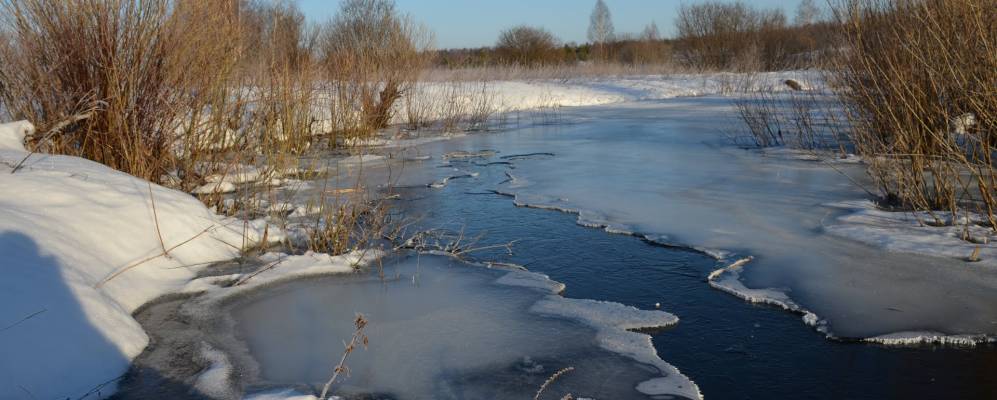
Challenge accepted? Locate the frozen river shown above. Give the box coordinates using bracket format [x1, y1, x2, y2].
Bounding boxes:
[228, 97, 997, 399]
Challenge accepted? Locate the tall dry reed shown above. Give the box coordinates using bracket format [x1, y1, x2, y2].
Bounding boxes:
[830, 0, 997, 226]
[0, 0, 242, 184]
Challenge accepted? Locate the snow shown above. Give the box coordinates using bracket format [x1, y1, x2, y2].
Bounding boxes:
[825, 200, 997, 265]
[337, 154, 386, 166]
[193, 180, 238, 194]
[244, 389, 323, 400]
[493, 269, 566, 294]
[1, 70, 979, 400]
[0, 120, 34, 151]
[707, 257, 829, 335]
[193, 342, 237, 399]
[864, 331, 996, 346]
[0, 145, 270, 399]
[397, 72, 816, 125]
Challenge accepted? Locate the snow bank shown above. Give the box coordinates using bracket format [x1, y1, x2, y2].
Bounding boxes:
[0, 145, 269, 399]
[826, 200, 997, 265]
[0, 121, 35, 151]
[0, 120, 34, 151]
[394, 71, 817, 125]
[193, 343, 238, 399]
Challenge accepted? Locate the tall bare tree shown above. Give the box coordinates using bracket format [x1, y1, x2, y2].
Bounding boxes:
[587, 0, 614, 60]
[794, 0, 821, 26]
[642, 21, 660, 41]
[319, 0, 430, 132]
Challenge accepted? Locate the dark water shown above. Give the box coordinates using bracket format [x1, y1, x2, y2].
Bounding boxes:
[390, 156, 997, 399]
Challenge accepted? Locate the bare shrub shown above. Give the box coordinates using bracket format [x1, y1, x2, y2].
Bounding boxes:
[318, 0, 432, 137]
[402, 83, 438, 130]
[731, 73, 843, 151]
[830, 0, 997, 223]
[675, 1, 835, 71]
[496, 26, 561, 67]
[675, 1, 762, 70]
[0, 0, 242, 184]
[465, 82, 498, 130]
[620, 22, 672, 66]
[735, 90, 787, 147]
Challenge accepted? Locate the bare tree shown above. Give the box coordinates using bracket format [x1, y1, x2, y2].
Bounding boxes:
[794, 0, 821, 26]
[587, 0, 614, 60]
[319, 0, 431, 133]
[675, 1, 760, 69]
[641, 21, 660, 41]
[496, 25, 560, 66]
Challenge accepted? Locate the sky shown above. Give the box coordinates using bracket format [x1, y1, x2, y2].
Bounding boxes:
[296, 0, 807, 49]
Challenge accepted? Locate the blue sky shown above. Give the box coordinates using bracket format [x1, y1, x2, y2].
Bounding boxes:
[297, 0, 807, 49]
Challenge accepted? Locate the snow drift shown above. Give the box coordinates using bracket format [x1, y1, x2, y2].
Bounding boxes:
[0, 122, 268, 399]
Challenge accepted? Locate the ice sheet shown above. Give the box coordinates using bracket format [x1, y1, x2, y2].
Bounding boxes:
[231, 255, 700, 399]
[387, 97, 997, 341]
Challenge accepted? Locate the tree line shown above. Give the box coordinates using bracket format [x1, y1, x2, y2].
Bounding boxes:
[433, 0, 835, 71]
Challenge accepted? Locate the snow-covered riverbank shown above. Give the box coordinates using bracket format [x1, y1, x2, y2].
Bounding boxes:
[0, 122, 276, 399]
[4, 71, 994, 399]
[4, 73, 775, 399]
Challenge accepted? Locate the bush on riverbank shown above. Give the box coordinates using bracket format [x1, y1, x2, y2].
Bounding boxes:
[830, 0, 997, 224]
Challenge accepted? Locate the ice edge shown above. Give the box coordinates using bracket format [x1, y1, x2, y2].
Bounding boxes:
[499, 187, 997, 348]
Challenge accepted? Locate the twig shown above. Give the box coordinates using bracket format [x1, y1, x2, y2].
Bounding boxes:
[319, 313, 369, 400]
[818, 157, 880, 199]
[11, 107, 97, 174]
[74, 374, 124, 400]
[0, 308, 47, 333]
[96, 225, 214, 287]
[233, 257, 285, 286]
[534, 367, 575, 400]
[18, 385, 37, 400]
[148, 182, 169, 258]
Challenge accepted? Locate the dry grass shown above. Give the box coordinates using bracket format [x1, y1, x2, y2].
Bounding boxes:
[0, 0, 428, 257]
[674, 1, 837, 71]
[830, 0, 997, 225]
[534, 366, 575, 400]
[0, 0, 242, 184]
